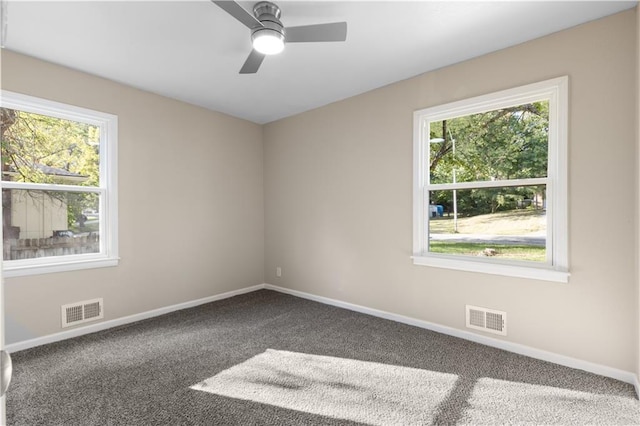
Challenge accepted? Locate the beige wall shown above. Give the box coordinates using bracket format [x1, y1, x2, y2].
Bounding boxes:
[264, 10, 638, 372]
[1, 50, 265, 343]
[636, 5, 640, 379]
[2, 10, 638, 376]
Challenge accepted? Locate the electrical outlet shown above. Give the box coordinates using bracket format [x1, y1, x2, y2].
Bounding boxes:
[276, 267, 282, 277]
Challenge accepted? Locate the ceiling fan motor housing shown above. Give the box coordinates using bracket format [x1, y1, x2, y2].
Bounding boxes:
[251, 1, 285, 44]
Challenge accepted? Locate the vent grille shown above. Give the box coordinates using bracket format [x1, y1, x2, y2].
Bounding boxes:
[61, 298, 104, 328]
[84, 301, 102, 320]
[466, 305, 507, 336]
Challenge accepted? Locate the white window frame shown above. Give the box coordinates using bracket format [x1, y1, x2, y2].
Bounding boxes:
[412, 77, 569, 283]
[1, 91, 119, 277]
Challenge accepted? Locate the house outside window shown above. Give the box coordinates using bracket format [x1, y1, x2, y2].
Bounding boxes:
[1, 91, 118, 276]
[412, 77, 568, 282]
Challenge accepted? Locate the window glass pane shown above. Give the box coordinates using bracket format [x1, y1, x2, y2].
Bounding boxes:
[1, 108, 100, 186]
[428, 186, 546, 262]
[2, 189, 100, 260]
[429, 101, 549, 184]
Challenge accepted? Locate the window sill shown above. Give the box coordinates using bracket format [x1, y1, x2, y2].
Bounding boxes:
[412, 254, 569, 283]
[4, 256, 119, 278]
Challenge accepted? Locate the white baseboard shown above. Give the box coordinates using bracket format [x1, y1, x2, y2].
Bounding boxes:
[7, 281, 638, 396]
[264, 284, 639, 390]
[5, 284, 266, 353]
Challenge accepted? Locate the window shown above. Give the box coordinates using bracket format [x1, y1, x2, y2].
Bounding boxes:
[412, 77, 568, 282]
[1, 91, 118, 276]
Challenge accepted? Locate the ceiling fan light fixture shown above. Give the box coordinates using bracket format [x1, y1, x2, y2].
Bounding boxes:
[252, 28, 285, 55]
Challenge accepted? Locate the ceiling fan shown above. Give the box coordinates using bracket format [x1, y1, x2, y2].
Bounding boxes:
[212, 1, 347, 74]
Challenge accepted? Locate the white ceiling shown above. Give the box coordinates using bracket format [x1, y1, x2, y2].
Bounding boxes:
[3, 1, 637, 124]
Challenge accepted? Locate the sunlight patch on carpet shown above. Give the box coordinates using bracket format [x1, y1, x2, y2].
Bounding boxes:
[191, 349, 458, 425]
[459, 377, 640, 425]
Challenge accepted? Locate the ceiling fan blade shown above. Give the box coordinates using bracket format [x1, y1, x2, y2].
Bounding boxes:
[211, 1, 263, 30]
[285, 22, 347, 43]
[240, 49, 266, 74]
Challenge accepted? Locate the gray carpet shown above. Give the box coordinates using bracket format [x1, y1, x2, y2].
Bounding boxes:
[6, 289, 640, 425]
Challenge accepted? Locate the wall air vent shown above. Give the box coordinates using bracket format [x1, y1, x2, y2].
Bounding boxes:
[61, 298, 104, 328]
[465, 305, 507, 336]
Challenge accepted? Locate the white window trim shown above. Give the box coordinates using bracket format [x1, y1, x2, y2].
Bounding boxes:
[412, 77, 569, 283]
[1, 90, 119, 277]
